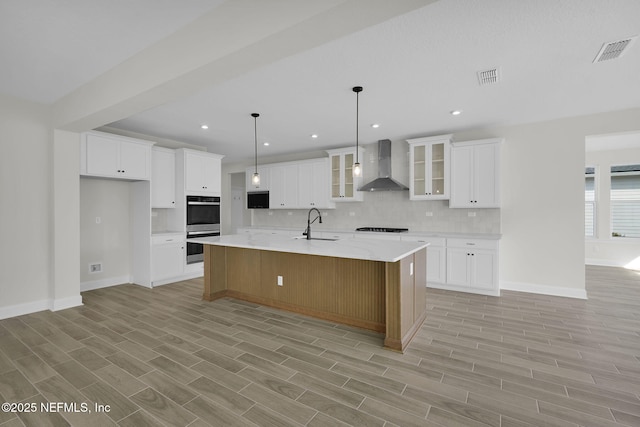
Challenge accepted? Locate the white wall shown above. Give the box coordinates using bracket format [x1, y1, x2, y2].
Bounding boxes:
[585, 144, 640, 269]
[79, 178, 132, 289]
[0, 94, 53, 319]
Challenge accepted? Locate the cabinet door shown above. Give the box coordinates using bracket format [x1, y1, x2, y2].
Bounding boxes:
[185, 152, 205, 193]
[152, 149, 176, 208]
[473, 143, 499, 207]
[299, 160, 331, 208]
[446, 247, 470, 287]
[152, 242, 184, 281]
[270, 164, 299, 208]
[203, 156, 221, 195]
[426, 245, 446, 284]
[429, 142, 447, 198]
[450, 146, 473, 207]
[330, 154, 342, 199]
[471, 250, 496, 290]
[120, 141, 150, 179]
[86, 134, 120, 177]
[411, 144, 427, 198]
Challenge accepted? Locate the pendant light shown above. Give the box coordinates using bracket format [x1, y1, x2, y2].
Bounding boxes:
[251, 113, 261, 186]
[352, 86, 363, 177]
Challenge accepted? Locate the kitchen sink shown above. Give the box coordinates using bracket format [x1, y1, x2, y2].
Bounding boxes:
[292, 236, 338, 241]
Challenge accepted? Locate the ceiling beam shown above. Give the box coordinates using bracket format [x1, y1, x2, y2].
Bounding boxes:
[52, 0, 437, 131]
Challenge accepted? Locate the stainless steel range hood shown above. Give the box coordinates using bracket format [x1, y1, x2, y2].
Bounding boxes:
[358, 139, 409, 192]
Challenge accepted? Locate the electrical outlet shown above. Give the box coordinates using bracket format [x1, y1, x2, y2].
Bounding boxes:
[425, 211, 433, 217]
[349, 212, 356, 217]
[277, 276, 283, 286]
[89, 263, 102, 274]
[95, 217, 101, 224]
[287, 212, 293, 216]
[468, 212, 476, 217]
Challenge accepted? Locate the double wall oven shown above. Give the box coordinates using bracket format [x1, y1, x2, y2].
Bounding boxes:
[186, 195, 220, 264]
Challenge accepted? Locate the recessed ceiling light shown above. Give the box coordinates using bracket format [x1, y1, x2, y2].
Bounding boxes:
[263, 142, 270, 146]
[371, 123, 380, 128]
[450, 110, 462, 116]
[311, 134, 318, 139]
[200, 124, 209, 129]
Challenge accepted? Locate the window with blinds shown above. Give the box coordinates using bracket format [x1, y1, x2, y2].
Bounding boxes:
[611, 164, 640, 238]
[585, 167, 595, 237]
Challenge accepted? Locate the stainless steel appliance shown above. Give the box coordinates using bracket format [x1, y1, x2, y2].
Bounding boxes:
[247, 191, 269, 209]
[356, 227, 409, 233]
[186, 195, 220, 232]
[186, 195, 221, 264]
[186, 230, 220, 264]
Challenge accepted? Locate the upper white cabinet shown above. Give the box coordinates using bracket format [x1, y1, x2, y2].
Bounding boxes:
[298, 159, 334, 209]
[177, 149, 224, 196]
[245, 165, 271, 191]
[270, 163, 300, 209]
[81, 131, 154, 180]
[407, 134, 451, 200]
[151, 147, 176, 208]
[450, 138, 502, 208]
[326, 147, 365, 202]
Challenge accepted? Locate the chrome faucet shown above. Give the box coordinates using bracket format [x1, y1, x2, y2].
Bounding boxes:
[304, 208, 322, 240]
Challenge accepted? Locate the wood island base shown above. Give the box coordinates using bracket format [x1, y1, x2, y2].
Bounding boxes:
[202, 245, 427, 352]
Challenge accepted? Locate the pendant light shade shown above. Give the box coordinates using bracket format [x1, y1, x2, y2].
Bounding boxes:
[352, 86, 363, 177]
[251, 113, 260, 186]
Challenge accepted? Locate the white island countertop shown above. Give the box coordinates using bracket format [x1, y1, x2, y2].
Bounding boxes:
[188, 232, 428, 263]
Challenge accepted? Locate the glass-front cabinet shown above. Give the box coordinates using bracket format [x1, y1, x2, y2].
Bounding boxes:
[326, 147, 365, 202]
[407, 134, 452, 201]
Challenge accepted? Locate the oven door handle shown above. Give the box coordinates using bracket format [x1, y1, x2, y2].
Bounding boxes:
[187, 231, 220, 236]
[187, 201, 220, 206]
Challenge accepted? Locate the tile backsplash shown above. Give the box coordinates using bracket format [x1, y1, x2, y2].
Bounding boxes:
[252, 190, 500, 234]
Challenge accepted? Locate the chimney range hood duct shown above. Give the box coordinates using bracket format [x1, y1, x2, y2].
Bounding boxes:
[358, 139, 409, 192]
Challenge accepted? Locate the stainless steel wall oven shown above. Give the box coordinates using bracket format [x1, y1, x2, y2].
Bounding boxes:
[186, 195, 220, 264]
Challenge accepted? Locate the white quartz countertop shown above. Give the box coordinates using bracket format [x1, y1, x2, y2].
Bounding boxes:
[237, 226, 501, 240]
[188, 233, 428, 262]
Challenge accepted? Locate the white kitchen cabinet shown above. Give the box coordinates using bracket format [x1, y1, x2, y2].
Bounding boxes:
[326, 147, 365, 202]
[151, 234, 184, 286]
[81, 131, 154, 180]
[245, 165, 271, 191]
[401, 235, 446, 284]
[151, 147, 176, 208]
[445, 238, 498, 294]
[181, 149, 224, 196]
[450, 138, 502, 208]
[297, 159, 334, 209]
[407, 134, 451, 201]
[270, 163, 299, 208]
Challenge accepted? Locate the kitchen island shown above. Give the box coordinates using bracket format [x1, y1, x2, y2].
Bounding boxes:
[189, 233, 428, 352]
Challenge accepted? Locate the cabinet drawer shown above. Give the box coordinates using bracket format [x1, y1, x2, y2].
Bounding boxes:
[401, 236, 445, 246]
[152, 234, 184, 245]
[446, 238, 497, 250]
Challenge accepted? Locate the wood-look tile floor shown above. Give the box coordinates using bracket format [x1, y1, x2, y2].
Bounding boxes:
[1, 265, 639, 426]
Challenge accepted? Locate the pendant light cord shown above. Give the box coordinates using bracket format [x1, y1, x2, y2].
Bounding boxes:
[356, 90, 359, 164]
[252, 113, 259, 174]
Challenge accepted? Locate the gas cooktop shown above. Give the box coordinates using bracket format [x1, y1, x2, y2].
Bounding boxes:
[356, 227, 409, 233]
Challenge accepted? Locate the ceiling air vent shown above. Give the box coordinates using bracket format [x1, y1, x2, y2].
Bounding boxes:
[477, 67, 500, 86]
[593, 36, 637, 63]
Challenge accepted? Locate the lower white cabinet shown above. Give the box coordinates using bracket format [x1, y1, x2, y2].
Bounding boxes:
[151, 234, 184, 285]
[402, 236, 446, 285]
[445, 238, 498, 294]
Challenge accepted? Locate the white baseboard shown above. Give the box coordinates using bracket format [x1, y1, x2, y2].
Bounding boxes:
[51, 295, 83, 311]
[427, 282, 500, 297]
[585, 258, 625, 268]
[0, 299, 50, 320]
[0, 294, 84, 320]
[152, 271, 203, 287]
[81, 275, 132, 292]
[500, 281, 587, 299]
